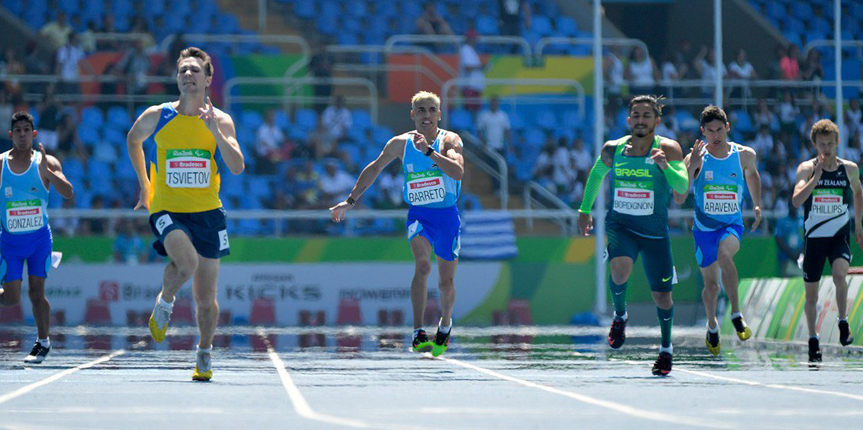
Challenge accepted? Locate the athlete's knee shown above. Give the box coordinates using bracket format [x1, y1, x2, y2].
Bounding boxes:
[171, 258, 198, 281]
[717, 251, 736, 267]
[438, 276, 454, 292]
[415, 259, 432, 277]
[703, 280, 720, 293]
[832, 273, 847, 287]
[804, 287, 819, 304]
[27, 285, 46, 302]
[652, 291, 673, 308]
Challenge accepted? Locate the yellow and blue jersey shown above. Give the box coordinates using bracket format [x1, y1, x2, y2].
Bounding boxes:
[148, 102, 226, 214]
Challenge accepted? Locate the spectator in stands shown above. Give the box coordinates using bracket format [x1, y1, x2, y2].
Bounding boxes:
[416, 3, 454, 37]
[776, 89, 799, 136]
[774, 202, 803, 277]
[322, 95, 352, 141]
[55, 33, 93, 95]
[37, 86, 60, 152]
[113, 219, 147, 264]
[570, 136, 592, 174]
[750, 124, 775, 158]
[23, 41, 49, 77]
[780, 44, 801, 81]
[846, 128, 862, 164]
[96, 13, 119, 51]
[498, 0, 531, 37]
[753, 98, 778, 131]
[459, 29, 485, 113]
[297, 160, 321, 208]
[532, 138, 555, 190]
[255, 110, 288, 174]
[625, 46, 659, 96]
[375, 163, 405, 209]
[82, 195, 108, 235]
[728, 48, 758, 98]
[52, 197, 78, 237]
[310, 116, 336, 160]
[801, 49, 824, 81]
[129, 16, 156, 50]
[655, 105, 679, 141]
[2, 48, 25, 98]
[659, 51, 687, 96]
[847, 98, 863, 135]
[319, 161, 355, 206]
[543, 135, 577, 196]
[694, 45, 727, 97]
[39, 11, 73, 50]
[56, 111, 86, 159]
[603, 46, 625, 106]
[116, 39, 152, 95]
[309, 44, 333, 113]
[477, 95, 512, 154]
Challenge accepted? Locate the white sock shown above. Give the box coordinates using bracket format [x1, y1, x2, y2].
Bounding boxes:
[839, 318, 848, 323]
[159, 295, 174, 309]
[197, 346, 212, 353]
[730, 312, 742, 320]
[660, 345, 673, 354]
[438, 318, 452, 334]
[614, 311, 628, 321]
[38, 338, 50, 348]
[707, 324, 719, 334]
[811, 334, 820, 341]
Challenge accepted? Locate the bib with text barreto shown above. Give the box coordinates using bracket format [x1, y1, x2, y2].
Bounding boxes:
[406, 170, 446, 205]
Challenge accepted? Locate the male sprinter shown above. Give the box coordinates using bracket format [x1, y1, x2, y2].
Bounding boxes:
[0, 111, 74, 363]
[792, 119, 862, 362]
[330, 91, 464, 357]
[577, 95, 688, 376]
[127, 47, 244, 381]
[673, 106, 762, 355]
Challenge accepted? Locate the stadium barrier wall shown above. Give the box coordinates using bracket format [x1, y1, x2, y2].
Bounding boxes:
[721, 277, 863, 347]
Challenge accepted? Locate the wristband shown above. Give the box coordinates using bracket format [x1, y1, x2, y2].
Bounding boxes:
[424, 146, 434, 156]
[346, 196, 355, 206]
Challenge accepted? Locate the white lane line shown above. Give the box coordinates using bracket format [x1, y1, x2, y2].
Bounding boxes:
[0, 350, 126, 406]
[618, 359, 863, 402]
[438, 355, 729, 429]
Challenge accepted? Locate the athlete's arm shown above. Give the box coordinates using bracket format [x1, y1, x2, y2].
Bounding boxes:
[741, 147, 763, 231]
[126, 105, 161, 211]
[330, 136, 404, 222]
[419, 132, 465, 180]
[202, 98, 244, 175]
[792, 160, 821, 208]
[655, 139, 689, 194]
[845, 160, 863, 247]
[37, 144, 73, 199]
[577, 141, 615, 236]
[672, 152, 691, 205]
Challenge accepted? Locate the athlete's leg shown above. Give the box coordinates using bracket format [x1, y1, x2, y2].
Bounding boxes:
[609, 256, 633, 317]
[436, 257, 457, 328]
[409, 235, 433, 329]
[804, 281, 820, 338]
[27, 275, 50, 340]
[700, 263, 721, 329]
[192, 256, 220, 349]
[716, 234, 742, 314]
[161, 230, 199, 302]
[831, 258, 850, 321]
[0, 281, 22, 306]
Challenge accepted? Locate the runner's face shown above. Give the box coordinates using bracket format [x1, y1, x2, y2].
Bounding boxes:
[814, 133, 838, 159]
[10, 121, 34, 151]
[701, 120, 729, 147]
[627, 103, 659, 138]
[176, 57, 211, 95]
[411, 100, 441, 132]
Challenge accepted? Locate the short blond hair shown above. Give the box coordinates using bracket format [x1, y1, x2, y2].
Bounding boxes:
[810, 118, 839, 144]
[411, 91, 441, 109]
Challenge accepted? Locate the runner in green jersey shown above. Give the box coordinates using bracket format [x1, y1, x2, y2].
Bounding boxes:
[577, 95, 689, 376]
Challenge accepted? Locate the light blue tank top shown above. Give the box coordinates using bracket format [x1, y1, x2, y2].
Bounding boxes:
[693, 142, 745, 231]
[402, 129, 461, 208]
[0, 150, 50, 235]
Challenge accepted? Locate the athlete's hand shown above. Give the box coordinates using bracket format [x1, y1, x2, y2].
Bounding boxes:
[690, 140, 706, 167]
[330, 201, 351, 222]
[650, 147, 668, 169]
[411, 132, 430, 153]
[199, 96, 218, 132]
[751, 206, 762, 231]
[134, 187, 150, 211]
[577, 212, 593, 236]
[813, 155, 825, 179]
[37, 143, 55, 179]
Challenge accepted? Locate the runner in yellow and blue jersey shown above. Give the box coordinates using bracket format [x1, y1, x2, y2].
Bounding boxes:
[330, 91, 464, 357]
[0, 111, 74, 364]
[673, 106, 762, 356]
[127, 47, 245, 381]
[577, 95, 689, 376]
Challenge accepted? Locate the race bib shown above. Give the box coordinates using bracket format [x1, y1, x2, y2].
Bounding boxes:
[703, 184, 740, 216]
[406, 170, 446, 205]
[165, 149, 211, 188]
[613, 180, 654, 216]
[6, 199, 44, 233]
[812, 188, 845, 215]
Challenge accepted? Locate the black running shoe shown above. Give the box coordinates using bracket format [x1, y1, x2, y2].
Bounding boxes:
[24, 342, 50, 364]
[412, 329, 432, 352]
[705, 330, 721, 356]
[608, 318, 627, 349]
[839, 320, 855, 346]
[731, 316, 752, 341]
[432, 328, 450, 357]
[808, 337, 822, 363]
[652, 352, 673, 376]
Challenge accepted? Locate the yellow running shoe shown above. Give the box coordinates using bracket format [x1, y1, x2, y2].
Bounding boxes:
[192, 349, 212, 381]
[731, 316, 752, 341]
[148, 297, 173, 343]
[705, 330, 720, 356]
